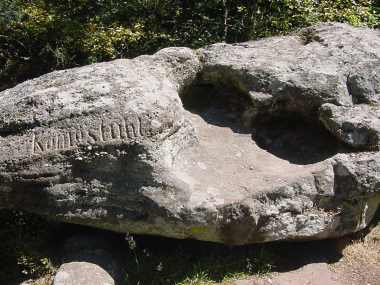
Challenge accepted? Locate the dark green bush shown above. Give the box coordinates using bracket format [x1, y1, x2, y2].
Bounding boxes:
[0, 0, 379, 91]
[0, 209, 56, 284]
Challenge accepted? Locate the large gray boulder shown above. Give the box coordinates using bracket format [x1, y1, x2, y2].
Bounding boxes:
[0, 23, 379, 245]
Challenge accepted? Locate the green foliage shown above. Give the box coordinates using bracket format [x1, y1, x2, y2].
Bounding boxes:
[0, 211, 274, 284]
[0, 0, 379, 91]
[0, 0, 22, 28]
[123, 234, 274, 284]
[0, 210, 56, 284]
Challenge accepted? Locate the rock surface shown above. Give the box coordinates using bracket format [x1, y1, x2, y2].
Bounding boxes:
[53, 262, 114, 285]
[320, 103, 380, 149]
[0, 23, 379, 245]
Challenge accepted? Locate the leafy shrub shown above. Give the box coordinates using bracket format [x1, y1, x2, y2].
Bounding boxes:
[0, 0, 379, 91]
[0, 210, 56, 284]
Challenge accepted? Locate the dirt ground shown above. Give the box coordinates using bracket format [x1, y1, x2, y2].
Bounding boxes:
[225, 225, 380, 285]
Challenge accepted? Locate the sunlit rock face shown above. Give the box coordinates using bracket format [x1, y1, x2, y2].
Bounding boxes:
[0, 23, 379, 245]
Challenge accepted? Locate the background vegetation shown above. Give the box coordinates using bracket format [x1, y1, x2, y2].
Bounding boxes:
[0, 0, 379, 91]
[0, 210, 57, 284]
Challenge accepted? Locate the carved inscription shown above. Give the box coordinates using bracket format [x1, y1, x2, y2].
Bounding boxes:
[31, 116, 145, 154]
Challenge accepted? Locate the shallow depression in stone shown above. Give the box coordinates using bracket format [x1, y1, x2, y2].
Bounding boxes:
[176, 81, 343, 197]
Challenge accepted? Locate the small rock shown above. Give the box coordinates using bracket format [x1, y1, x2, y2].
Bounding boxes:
[53, 262, 114, 285]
